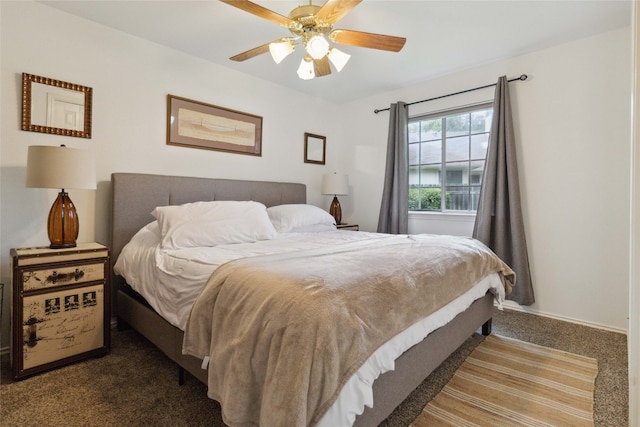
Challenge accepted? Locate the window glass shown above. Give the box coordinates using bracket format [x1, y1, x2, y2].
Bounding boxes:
[445, 113, 470, 137]
[420, 140, 441, 164]
[445, 136, 470, 162]
[408, 121, 420, 143]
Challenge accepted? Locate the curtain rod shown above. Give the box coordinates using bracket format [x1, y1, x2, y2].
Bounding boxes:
[373, 74, 528, 114]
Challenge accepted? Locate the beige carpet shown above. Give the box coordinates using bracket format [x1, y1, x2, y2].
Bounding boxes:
[411, 334, 598, 427]
[2, 309, 625, 426]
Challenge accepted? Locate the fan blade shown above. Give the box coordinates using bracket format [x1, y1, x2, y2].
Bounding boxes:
[229, 42, 271, 61]
[314, 56, 332, 77]
[331, 29, 406, 52]
[220, 0, 293, 27]
[316, 0, 362, 24]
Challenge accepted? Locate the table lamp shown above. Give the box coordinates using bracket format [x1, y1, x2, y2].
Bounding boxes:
[321, 173, 349, 225]
[26, 145, 96, 249]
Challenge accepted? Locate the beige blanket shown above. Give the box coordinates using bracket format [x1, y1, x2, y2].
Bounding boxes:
[182, 234, 514, 427]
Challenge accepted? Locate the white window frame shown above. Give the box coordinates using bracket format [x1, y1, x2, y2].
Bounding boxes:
[408, 102, 493, 213]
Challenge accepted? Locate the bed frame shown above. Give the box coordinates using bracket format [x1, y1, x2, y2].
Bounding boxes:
[110, 172, 493, 426]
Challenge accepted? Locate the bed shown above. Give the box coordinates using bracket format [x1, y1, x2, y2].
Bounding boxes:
[110, 172, 514, 427]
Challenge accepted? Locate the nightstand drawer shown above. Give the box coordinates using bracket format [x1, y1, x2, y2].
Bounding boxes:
[22, 262, 105, 291]
[21, 283, 105, 370]
[13, 243, 108, 266]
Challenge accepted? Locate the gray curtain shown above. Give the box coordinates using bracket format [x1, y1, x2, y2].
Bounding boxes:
[473, 76, 534, 305]
[377, 102, 408, 234]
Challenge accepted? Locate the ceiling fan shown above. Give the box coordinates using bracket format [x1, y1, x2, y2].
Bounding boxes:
[220, 0, 406, 80]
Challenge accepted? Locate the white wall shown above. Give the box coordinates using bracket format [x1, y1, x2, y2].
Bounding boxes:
[0, 1, 347, 348]
[344, 28, 632, 332]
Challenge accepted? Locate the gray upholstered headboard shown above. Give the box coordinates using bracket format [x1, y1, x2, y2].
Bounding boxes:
[110, 172, 307, 279]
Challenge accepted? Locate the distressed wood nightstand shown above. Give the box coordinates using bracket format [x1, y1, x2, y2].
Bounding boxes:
[10, 242, 110, 380]
[336, 223, 359, 231]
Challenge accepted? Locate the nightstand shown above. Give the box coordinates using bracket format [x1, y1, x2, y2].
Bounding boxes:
[10, 242, 110, 380]
[336, 223, 359, 231]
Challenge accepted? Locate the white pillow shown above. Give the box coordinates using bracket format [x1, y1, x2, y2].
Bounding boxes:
[267, 204, 336, 233]
[152, 200, 277, 249]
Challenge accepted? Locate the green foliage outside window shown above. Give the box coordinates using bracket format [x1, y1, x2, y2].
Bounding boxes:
[408, 187, 451, 210]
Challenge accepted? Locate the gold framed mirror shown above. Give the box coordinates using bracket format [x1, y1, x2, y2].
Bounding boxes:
[21, 73, 93, 139]
[304, 132, 326, 165]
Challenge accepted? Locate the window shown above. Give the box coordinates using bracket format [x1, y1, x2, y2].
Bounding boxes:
[408, 103, 493, 212]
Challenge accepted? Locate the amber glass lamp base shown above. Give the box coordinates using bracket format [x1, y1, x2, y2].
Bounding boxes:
[47, 190, 79, 249]
[329, 195, 342, 225]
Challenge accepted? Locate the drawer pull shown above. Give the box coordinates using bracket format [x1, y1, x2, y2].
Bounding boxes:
[48, 268, 85, 284]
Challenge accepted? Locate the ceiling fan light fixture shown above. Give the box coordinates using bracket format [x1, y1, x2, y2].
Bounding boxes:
[306, 34, 329, 59]
[297, 56, 315, 80]
[328, 47, 350, 72]
[269, 40, 294, 64]
[221, 0, 407, 80]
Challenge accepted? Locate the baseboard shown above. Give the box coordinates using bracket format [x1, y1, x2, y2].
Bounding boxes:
[498, 300, 628, 335]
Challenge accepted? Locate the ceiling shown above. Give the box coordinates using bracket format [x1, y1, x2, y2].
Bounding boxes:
[39, 1, 631, 104]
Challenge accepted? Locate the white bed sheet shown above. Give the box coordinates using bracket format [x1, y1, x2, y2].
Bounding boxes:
[114, 223, 504, 426]
[114, 222, 392, 330]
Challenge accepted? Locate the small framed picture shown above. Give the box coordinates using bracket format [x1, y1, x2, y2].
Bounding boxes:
[304, 133, 326, 165]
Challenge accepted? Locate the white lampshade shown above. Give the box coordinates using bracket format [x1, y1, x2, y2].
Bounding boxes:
[27, 145, 96, 190]
[306, 34, 329, 60]
[269, 40, 294, 64]
[328, 48, 350, 72]
[321, 173, 349, 196]
[297, 57, 315, 80]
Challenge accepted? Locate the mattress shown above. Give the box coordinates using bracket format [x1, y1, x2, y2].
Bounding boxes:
[114, 223, 505, 426]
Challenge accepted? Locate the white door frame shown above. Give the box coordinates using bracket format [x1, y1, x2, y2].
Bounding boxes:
[629, 2, 639, 425]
